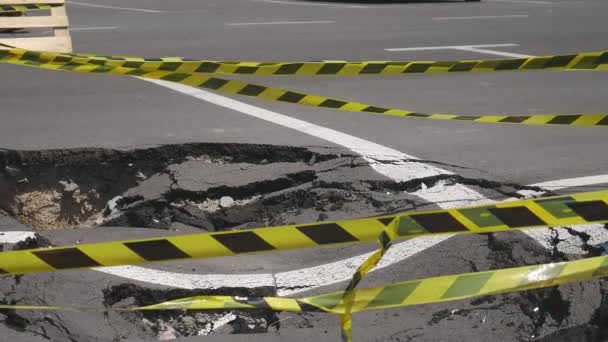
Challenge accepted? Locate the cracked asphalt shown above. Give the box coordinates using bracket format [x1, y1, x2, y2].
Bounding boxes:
[1, 0, 608, 341]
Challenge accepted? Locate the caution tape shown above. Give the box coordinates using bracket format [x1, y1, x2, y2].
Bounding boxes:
[0, 190, 607, 276]
[1, 48, 608, 127]
[0, 4, 60, 14]
[2, 254, 608, 316]
[17, 47, 608, 76]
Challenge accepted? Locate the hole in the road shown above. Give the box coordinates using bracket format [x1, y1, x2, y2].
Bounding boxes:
[0, 143, 426, 231]
[103, 284, 280, 338]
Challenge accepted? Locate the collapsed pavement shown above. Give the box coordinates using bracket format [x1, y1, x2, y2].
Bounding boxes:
[1, 143, 608, 341]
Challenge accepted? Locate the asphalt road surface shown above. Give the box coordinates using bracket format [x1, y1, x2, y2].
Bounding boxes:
[1, 0, 608, 341]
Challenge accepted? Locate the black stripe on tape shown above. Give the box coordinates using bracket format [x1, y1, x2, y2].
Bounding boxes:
[547, 115, 581, 125]
[52, 56, 73, 64]
[596, 52, 608, 65]
[597, 116, 608, 126]
[379, 231, 392, 250]
[409, 212, 468, 233]
[360, 63, 387, 74]
[235, 66, 259, 74]
[238, 84, 267, 96]
[546, 55, 577, 68]
[408, 113, 431, 118]
[566, 201, 608, 221]
[403, 63, 431, 73]
[161, 73, 191, 83]
[362, 106, 389, 114]
[297, 301, 327, 313]
[488, 207, 546, 228]
[0, 268, 9, 274]
[319, 99, 348, 109]
[123, 61, 144, 69]
[454, 115, 481, 121]
[278, 91, 306, 103]
[33, 248, 101, 269]
[25, 4, 38, 9]
[212, 232, 276, 253]
[500, 116, 530, 123]
[378, 217, 396, 226]
[125, 240, 190, 261]
[276, 63, 303, 75]
[158, 62, 182, 72]
[449, 62, 477, 72]
[201, 78, 229, 90]
[296, 223, 358, 245]
[317, 63, 345, 75]
[195, 62, 220, 73]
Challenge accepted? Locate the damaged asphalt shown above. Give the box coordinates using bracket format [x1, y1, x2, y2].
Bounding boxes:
[1, 0, 608, 341]
[1, 142, 608, 341]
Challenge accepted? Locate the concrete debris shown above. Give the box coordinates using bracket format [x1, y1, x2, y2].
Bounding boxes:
[219, 196, 235, 208]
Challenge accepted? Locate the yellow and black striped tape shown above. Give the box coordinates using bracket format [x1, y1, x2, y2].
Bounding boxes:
[3, 254, 608, 316]
[0, 4, 60, 13]
[23, 48, 608, 76]
[1, 48, 607, 127]
[0, 190, 607, 276]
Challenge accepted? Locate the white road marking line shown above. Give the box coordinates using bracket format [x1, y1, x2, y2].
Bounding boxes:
[251, 0, 367, 8]
[385, 43, 519, 52]
[226, 20, 335, 26]
[433, 15, 530, 20]
[488, 0, 551, 4]
[528, 174, 608, 190]
[70, 26, 118, 31]
[67, 1, 163, 13]
[0, 231, 36, 244]
[454, 46, 533, 58]
[385, 43, 531, 58]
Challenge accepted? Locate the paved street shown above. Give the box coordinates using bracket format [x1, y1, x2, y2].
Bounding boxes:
[1, 0, 607, 341]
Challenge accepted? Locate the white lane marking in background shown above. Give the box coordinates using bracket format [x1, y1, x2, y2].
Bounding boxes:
[0, 231, 36, 244]
[385, 43, 531, 58]
[70, 26, 118, 31]
[227, 20, 335, 26]
[455, 47, 533, 58]
[433, 15, 530, 20]
[385, 43, 519, 52]
[252, 0, 367, 8]
[67, 1, 163, 13]
[487, 0, 551, 3]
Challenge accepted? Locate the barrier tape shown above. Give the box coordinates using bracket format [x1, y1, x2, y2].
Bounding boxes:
[0, 4, 60, 14]
[0, 190, 607, 276]
[21, 48, 608, 76]
[1, 48, 608, 127]
[2, 254, 608, 319]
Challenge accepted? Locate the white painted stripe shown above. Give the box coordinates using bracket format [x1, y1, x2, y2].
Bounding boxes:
[67, 1, 163, 13]
[528, 174, 608, 190]
[252, 0, 367, 8]
[70, 26, 118, 31]
[385, 43, 519, 52]
[454, 46, 533, 58]
[433, 15, 529, 20]
[0, 231, 36, 244]
[488, 0, 551, 3]
[227, 20, 335, 26]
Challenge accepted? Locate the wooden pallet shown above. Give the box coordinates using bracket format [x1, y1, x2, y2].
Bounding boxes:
[0, 0, 72, 52]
